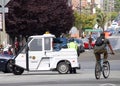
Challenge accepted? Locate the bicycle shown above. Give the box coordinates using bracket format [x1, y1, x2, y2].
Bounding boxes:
[95, 54, 111, 79]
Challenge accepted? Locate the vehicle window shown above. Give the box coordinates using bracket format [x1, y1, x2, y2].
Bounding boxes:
[21, 46, 26, 53]
[29, 39, 42, 51]
[44, 38, 51, 50]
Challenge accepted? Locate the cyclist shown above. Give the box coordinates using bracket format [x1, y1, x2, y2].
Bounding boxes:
[93, 32, 115, 63]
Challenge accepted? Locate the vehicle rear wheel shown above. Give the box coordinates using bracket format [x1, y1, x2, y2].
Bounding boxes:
[13, 66, 24, 75]
[57, 62, 69, 74]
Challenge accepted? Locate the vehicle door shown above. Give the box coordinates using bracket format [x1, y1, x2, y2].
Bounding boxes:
[28, 37, 52, 70]
[28, 38, 45, 70]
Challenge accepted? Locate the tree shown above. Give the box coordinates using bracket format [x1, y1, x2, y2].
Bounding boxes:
[5, 0, 74, 37]
[107, 12, 118, 21]
[114, 0, 120, 12]
[74, 11, 96, 31]
[96, 9, 107, 31]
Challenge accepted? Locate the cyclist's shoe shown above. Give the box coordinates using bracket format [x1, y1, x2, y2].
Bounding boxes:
[103, 61, 108, 68]
[103, 61, 107, 64]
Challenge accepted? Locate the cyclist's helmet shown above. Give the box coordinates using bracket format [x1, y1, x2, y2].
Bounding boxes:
[100, 32, 105, 36]
[100, 32, 105, 38]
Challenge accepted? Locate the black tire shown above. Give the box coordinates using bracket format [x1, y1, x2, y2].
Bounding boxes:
[102, 61, 110, 79]
[57, 62, 69, 74]
[7, 62, 13, 73]
[13, 66, 24, 75]
[2, 62, 13, 73]
[95, 62, 101, 79]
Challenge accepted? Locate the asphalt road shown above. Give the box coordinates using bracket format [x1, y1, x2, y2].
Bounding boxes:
[0, 50, 120, 86]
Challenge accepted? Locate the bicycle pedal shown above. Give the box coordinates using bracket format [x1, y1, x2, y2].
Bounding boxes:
[103, 64, 107, 67]
[103, 61, 107, 63]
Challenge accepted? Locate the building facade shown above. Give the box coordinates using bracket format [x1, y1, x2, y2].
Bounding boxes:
[70, 0, 115, 14]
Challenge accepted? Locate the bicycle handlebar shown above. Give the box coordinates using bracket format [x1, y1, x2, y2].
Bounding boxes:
[107, 52, 115, 55]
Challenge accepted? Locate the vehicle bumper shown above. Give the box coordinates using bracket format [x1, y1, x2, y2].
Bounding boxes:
[0, 62, 6, 71]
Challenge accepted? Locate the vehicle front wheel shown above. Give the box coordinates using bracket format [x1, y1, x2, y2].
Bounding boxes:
[7, 62, 13, 73]
[57, 62, 69, 74]
[13, 66, 24, 75]
[2, 62, 13, 73]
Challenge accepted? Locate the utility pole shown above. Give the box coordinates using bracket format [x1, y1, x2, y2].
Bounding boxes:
[2, 0, 6, 45]
[79, 0, 82, 37]
[79, 0, 81, 13]
[0, 0, 10, 46]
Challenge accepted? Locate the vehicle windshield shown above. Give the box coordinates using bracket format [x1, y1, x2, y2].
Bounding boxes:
[14, 37, 32, 56]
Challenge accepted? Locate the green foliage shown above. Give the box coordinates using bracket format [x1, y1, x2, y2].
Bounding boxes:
[73, 11, 96, 31]
[96, 9, 107, 31]
[114, 0, 120, 12]
[73, 11, 82, 29]
[107, 12, 119, 21]
[82, 14, 96, 30]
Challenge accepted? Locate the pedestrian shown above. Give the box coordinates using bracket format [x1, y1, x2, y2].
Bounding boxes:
[8, 47, 13, 55]
[88, 35, 92, 49]
[67, 38, 79, 56]
[15, 38, 20, 55]
[0, 44, 3, 54]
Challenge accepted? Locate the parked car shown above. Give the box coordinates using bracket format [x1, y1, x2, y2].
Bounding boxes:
[0, 54, 14, 73]
[82, 37, 96, 49]
[111, 22, 119, 29]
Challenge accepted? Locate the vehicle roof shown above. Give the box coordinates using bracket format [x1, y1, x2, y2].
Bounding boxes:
[29, 34, 55, 39]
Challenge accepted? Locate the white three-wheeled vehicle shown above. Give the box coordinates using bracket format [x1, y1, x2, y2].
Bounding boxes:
[10, 34, 80, 75]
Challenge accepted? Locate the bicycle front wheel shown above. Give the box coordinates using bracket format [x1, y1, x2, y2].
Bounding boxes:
[95, 62, 101, 79]
[102, 61, 110, 79]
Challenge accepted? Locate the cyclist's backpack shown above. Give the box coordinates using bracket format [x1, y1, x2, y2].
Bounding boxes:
[95, 37, 104, 46]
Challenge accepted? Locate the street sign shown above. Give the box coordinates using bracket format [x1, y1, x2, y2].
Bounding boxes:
[0, 0, 10, 6]
[0, 7, 8, 13]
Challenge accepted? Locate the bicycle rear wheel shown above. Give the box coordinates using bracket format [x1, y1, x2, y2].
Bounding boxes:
[95, 62, 101, 79]
[102, 61, 110, 79]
